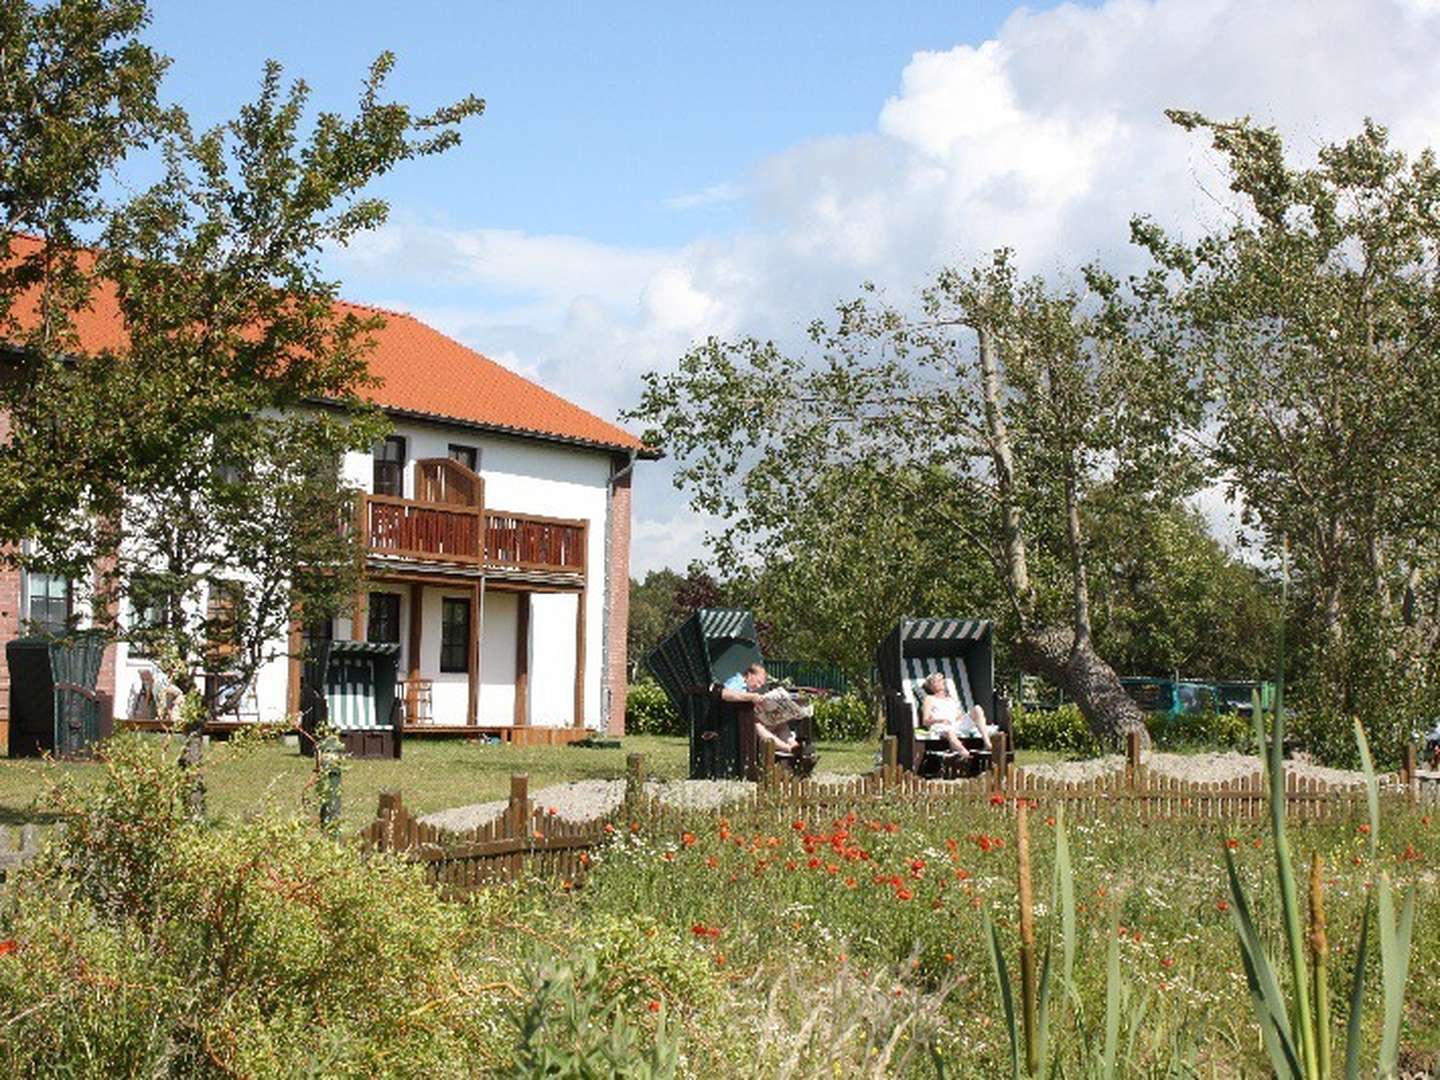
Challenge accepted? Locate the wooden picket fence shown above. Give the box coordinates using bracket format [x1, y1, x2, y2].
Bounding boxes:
[358, 775, 606, 895]
[356, 733, 1425, 895]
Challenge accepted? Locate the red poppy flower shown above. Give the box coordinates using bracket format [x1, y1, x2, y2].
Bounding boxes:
[807, 856, 821, 869]
[894, 887, 914, 902]
[648, 999, 661, 1013]
[682, 832, 697, 847]
[990, 793, 1006, 806]
[1215, 900, 1229, 912]
[0, 940, 15, 957]
[1225, 838, 1240, 850]
[792, 820, 806, 832]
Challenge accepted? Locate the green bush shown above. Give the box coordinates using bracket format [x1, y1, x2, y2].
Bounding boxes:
[811, 693, 875, 742]
[1012, 703, 1101, 756]
[1013, 703, 1254, 754]
[1148, 708, 1251, 751]
[625, 677, 684, 736]
[1, 736, 498, 1077]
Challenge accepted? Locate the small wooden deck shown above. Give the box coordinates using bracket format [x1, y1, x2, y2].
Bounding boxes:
[119, 718, 592, 746]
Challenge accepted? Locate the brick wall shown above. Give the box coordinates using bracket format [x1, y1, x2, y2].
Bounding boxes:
[605, 467, 632, 735]
[0, 410, 14, 740]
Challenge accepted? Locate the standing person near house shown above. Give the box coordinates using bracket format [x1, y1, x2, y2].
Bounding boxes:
[920, 672, 993, 757]
[720, 663, 800, 753]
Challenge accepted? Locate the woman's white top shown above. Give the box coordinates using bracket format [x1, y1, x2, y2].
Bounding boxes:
[925, 694, 961, 725]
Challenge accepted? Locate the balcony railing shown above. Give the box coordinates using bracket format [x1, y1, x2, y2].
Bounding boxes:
[484, 512, 586, 574]
[362, 495, 484, 564]
[359, 495, 585, 576]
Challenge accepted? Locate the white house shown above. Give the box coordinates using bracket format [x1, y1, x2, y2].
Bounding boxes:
[0, 263, 655, 745]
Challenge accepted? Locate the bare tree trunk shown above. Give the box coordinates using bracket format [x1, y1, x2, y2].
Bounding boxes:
[979, 324, 1033, 614]
[1063, 456, 1092, 648]
[977, 321, 1147, 747]
[1013, 625, 1150, 747]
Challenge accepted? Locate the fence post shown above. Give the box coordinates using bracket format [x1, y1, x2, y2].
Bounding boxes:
[1126, 730, 1142, 790]
[316, 732, 343, 834]
[991, 732, 1008, 793]
[624, 752, 645, 818]
[1401, 743, 1418, 801]
[375, 790, 403, 853]
[761, 740, 777, 789]
[882, 734, 898, 786]
[509, 773, 530, 842]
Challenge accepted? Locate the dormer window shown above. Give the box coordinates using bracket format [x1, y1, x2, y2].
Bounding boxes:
[373, 436, 406, 497]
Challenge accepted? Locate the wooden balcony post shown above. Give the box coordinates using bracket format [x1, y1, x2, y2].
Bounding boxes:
[573, 586, 587, 728]
[468, 582, 482, 726]
[406, 583, 423, 724]
[514, 593, 530, 727]
[351, 591, 367, 642]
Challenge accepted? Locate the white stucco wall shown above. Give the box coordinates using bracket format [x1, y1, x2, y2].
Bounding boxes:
[106, 414, 619, 732]
[338, 418, 611, 729]
[479, 591, 517, 725]
[528, 592, 579, 727]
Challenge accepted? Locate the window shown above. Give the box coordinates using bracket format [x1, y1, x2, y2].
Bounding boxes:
[302, 616, 333, 656]
[372, 436, 407, 497]
[128, 574, 175, 658]
[24, 572, 71, 636]
[204, 581, 243, 665]
[447, 443, 478, 472]
[440, 597, 470, 673]
[367, 592, 401, 644]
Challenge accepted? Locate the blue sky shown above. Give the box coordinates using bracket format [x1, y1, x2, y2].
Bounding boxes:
[148, 2, 1046, 252]
[141, 1, 1440, 575]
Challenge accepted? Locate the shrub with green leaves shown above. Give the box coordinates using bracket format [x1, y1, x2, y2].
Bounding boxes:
[811, 693, 874, 743]
[1012, 704, 1102, 756]
[0, 736, 497, 1076]
[625, 677, 684, 736]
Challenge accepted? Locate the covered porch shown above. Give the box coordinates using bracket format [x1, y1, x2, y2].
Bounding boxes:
[287, 457, 595, 743]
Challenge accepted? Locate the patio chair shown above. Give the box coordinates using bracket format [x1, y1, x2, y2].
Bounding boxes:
[646, 608, 817, 781]
[876, 617, 1012, 777]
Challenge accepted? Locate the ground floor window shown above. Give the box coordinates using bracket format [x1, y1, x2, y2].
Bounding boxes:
[440, 597, 470, 672]
[367, 591, 401, 644]
[24, 571, 71, 636]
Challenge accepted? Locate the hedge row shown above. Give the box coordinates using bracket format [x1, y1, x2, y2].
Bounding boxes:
[624, 678, 875, 742]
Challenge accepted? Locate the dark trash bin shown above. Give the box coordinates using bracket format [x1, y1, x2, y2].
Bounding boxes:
[6, 631, 107, 758]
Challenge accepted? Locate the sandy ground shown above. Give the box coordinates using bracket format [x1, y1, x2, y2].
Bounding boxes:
[421, 750, 1384, 832]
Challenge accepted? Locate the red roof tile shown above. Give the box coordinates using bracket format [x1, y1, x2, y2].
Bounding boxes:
[3, 235, 651, 456]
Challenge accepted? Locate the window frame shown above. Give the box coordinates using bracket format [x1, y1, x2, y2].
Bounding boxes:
[447, 443, 478, 473]
[439, 597, 470, 673]
[23, 570, 72, 636]
[367, 591, 402, 645]
[372, 435, 407, 498]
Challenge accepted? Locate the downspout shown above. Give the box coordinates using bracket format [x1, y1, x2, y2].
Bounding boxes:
[600, 449, 639, 732]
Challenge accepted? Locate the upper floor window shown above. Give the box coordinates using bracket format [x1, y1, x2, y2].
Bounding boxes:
[24, 572, 71, 636]
[448, 443, 478, 472]
[373, 436, 407, 497]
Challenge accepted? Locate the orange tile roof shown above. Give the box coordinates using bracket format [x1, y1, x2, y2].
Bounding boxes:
[3, 235, 653, 457]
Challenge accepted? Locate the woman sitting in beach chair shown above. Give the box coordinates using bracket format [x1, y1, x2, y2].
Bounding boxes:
[919, 672, 994, 759]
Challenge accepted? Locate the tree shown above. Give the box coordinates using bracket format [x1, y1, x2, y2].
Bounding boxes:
[1137, 114, 1440, 749]
[1085, 496, 1278, 680]
[627, 568, 683, 675]
[0, 0, 484, 798]
[630, 252, 1202, 745]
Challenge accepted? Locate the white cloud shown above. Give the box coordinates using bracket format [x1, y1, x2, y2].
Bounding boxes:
[665, 182, 743, 210]
[334, 0, 1440, 574]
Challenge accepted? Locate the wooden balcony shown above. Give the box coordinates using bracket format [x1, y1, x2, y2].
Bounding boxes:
[358, 495, 586, 577]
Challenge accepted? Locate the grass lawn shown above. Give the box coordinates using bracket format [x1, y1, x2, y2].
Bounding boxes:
[0, 732, 1000, 833]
